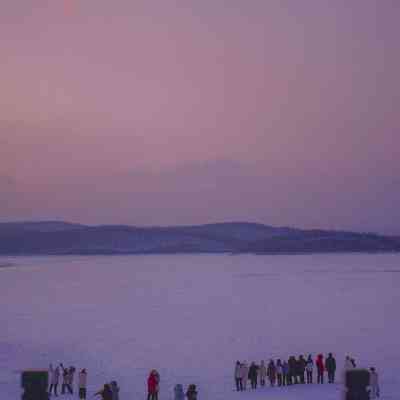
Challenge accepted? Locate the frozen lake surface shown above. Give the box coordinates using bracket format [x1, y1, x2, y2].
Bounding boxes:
[1, 253, 399, 400]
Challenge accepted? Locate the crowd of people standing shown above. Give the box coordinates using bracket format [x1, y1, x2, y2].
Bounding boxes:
[234, 353, 356, 391]
[234, 353, 339, 391]
[234, 355, 379, 397]
[47, 355, 379, 400]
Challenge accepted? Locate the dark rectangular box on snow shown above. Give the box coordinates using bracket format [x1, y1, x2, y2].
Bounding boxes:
[345, 369, 370, 400]
[21, 370, 49, 400]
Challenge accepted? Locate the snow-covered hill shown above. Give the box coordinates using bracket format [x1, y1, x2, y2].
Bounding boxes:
[0, 221, 399, 255]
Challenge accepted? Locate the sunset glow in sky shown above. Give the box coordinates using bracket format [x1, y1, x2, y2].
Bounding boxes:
[1, 1, 399, 234]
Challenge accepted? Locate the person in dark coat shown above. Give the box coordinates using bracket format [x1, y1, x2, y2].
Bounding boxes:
[186, 384, 197, 400]
[316, 354, 325, 384]
[297, 355, 306, 384]
[94, 384, 113, 400]
[248, 362, 259, 389]
[325, 353, 336, 383]
[288, 357, 297, 384]
[267, 360, 276, 387]
[282, 360, 289, 386]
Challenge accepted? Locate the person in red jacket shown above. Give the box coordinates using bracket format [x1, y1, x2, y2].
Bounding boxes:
[316, 354, 325, 384]
[147, 370, 158, 400]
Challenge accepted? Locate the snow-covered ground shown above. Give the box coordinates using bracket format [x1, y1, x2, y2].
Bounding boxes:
[1, 253, 399, 400]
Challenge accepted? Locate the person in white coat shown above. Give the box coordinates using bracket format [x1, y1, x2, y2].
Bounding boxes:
[234, 361, 242, 391]
[344, 356, 355, 371]
[259, 361, 267, 387]
[49, 364, 60, 396]
[343, 356, 355, 384]
[369, 368, 380, 399]
[240, 362, 249, 390]
[78, 369, 87, 400]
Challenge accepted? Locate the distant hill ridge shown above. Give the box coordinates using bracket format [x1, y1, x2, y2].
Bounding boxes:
[0, 221, 399, 255]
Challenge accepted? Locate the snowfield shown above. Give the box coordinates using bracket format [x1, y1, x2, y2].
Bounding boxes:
[1, 254, 399, 400]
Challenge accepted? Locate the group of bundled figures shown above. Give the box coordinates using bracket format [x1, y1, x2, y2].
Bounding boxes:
[234, 354, 380, 398]
[148, 370, 198, 400]
[48, 366, 197, 400]
[48, 364, 119, 400]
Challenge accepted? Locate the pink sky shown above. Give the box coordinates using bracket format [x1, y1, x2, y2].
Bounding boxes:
[1, 1, 399, 234]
